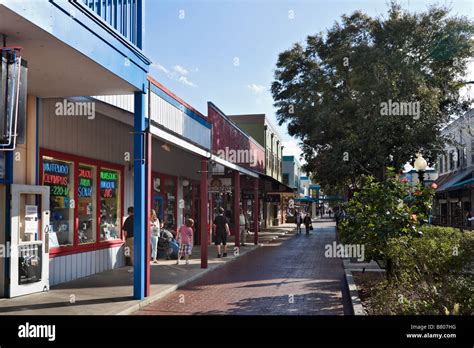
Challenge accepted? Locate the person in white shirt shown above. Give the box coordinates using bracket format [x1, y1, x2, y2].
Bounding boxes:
[295, 210, 303, 234]
[150, 209, 161, 264]
[239, 208, 249, 246]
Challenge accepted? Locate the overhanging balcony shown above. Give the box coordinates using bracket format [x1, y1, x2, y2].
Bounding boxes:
[0, 0, 150, 96]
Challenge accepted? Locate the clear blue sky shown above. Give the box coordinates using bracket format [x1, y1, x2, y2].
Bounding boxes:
[144, 0, 474, 158]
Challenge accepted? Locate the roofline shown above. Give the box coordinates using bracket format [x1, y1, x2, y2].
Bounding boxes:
[148, 75, 206, 120]
[207, 102, 265, 152]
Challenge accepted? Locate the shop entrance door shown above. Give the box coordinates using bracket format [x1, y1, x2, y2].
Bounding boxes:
[9, 184, 50, 298]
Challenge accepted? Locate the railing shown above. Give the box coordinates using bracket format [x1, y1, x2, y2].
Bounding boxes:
[80, 0, 142, 48]
[432, 215, 473, 231]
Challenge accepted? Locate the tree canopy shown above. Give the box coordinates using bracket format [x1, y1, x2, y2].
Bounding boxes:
[271, 2, 474, 192]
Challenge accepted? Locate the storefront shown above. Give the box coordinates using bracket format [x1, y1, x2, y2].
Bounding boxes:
[39, 150, 124, 256]
[151, 172, 177, 231]
[208, 102, 265, 245]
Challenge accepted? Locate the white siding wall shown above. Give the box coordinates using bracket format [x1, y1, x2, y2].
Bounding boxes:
[149, 91, 211, 149]
[94, 93, 211, 149]
[49, 245, 125, 286]
[94, 95, 134, 113]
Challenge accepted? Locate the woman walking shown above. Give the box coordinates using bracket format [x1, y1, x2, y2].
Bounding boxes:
[150, 209, 161, 264]
[176, 218, 194, 265]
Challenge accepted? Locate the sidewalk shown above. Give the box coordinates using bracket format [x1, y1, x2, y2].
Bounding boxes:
[0, 224, 296, 315]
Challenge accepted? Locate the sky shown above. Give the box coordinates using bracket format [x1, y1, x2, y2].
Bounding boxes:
[143, 0, 474, 162]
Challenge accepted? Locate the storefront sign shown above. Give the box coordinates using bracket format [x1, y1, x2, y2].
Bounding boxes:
[265, 194, 281, 203]
[43, 160, 71, 197]
[100, 170, 118, 199]
[209, 177, 233, 193]
[24, 205, 38, 234]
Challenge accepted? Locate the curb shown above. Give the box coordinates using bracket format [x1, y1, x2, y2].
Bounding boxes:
[116, 229, 295, 315]
[344, 268, 367, 316]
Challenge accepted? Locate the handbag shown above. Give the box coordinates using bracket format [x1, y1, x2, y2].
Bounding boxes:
[309, 225, 313, 231]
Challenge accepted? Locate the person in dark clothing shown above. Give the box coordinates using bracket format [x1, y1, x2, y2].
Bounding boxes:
[295, 210, 303, 234]
[213, 207, 230, 258]
[304, 213, 312, 235]
[122, 207, 134, 271]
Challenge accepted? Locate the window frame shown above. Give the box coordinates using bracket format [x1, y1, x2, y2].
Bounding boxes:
[40, 148, 124, 258]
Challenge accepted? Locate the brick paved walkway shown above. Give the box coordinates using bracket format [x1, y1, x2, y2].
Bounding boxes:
[135, 220, 350, 315]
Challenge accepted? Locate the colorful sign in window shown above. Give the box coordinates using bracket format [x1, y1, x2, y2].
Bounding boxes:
[78, 164, 96, 244]
[100, 169, 121, 241]
[42, 157, 74, 247]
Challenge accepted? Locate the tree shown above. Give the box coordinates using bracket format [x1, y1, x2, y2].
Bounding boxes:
[338, 168, 435, 278]
[271, 2, 474, 190]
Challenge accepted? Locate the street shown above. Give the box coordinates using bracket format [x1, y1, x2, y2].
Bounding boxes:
[135, 219, 351, 315]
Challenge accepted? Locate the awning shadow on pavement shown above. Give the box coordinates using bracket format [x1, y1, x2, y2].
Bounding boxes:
[0, 296, 132, 314]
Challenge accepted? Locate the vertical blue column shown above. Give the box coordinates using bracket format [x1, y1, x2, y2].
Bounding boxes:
[133, 90, 146, 300]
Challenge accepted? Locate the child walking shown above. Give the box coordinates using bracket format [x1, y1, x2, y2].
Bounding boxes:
[176, 218, 194, 265]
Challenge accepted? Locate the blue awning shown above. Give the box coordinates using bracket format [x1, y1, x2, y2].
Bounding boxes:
[436, 166, 474, 192]
[452, 177, 474, 187]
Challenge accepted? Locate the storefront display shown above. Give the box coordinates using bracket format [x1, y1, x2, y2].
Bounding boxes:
[42, 157, 74, 247]
[41, 150, 124, 255]
[152, 173, 177, 232]
[100, 169, 121, 241]
[78, 165, 96, 244]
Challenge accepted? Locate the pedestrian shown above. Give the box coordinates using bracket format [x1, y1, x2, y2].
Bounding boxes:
[239, 207, 249, 246]
[304, 213, 312, 235]
[213, 207, 230, 258]
[150, 209, 161, 264]
[122, 207, 134, 273]
[466, 211, 474, 224]
[295, 210, 303, 234]
[176, 218, 194, 265]
[328, 209, 332, 218]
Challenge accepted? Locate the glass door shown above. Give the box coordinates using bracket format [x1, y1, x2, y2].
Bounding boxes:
[10, 184, 50, 297]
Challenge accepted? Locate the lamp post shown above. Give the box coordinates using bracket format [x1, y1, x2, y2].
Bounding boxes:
[414, 153, 428, 186]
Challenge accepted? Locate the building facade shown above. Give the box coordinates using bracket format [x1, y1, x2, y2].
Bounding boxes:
[0, 0, 151, 298]
[227, 114, 290, 226]
[282, 155, 302, 192]
[433, 109, 474, 229]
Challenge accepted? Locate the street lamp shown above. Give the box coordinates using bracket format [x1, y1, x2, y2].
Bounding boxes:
[414, 153, 428, 186]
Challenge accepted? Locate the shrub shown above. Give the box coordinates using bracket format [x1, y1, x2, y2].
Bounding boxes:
[339, 168, 434, 276]
[368, 227, 474, 315]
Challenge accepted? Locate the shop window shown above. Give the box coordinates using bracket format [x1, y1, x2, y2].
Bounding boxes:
[78, 164, 96, 244]
[42, 157, 74, 248]
[183, 180, 193, 223]
[153, 176, 161, 193]
[164, 177, 176, 230]
[100, 168, 121, 241]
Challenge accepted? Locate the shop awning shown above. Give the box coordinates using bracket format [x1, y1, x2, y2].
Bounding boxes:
[452, 177, 474, 187]
[294, 196, 314, 203]
[260, 173, 294, 193]
[436, 166, 474, 192]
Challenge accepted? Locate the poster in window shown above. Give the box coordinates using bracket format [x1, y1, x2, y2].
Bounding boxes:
[18, 244, 42, 285]
[24, 205, 38, 234]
